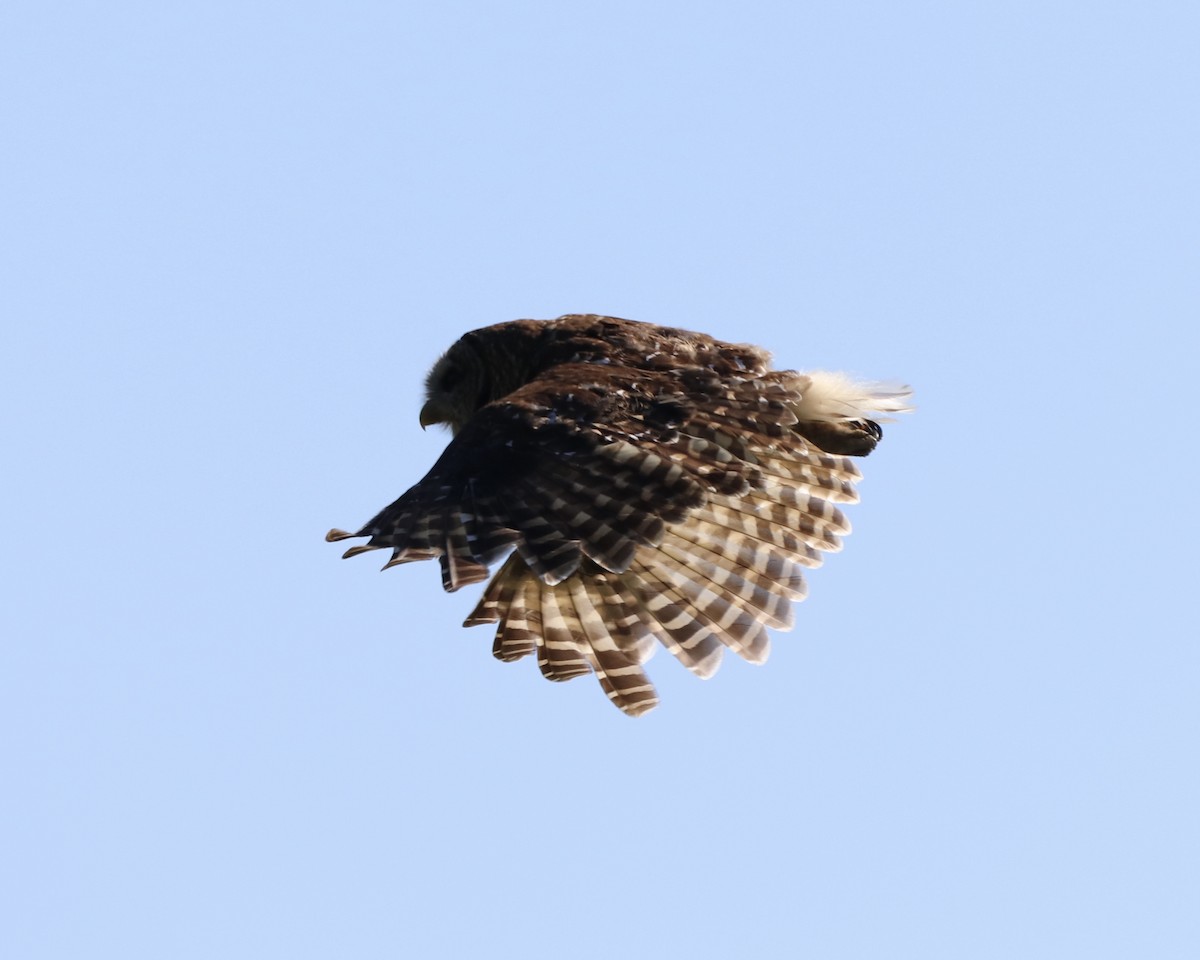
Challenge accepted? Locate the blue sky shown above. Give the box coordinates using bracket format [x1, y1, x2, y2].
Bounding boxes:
[3, 2, 1197, 957]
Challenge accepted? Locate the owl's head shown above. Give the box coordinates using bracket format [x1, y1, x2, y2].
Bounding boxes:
[420, 337, 489, 434]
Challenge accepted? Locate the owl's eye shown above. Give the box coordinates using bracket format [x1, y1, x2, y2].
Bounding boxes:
[438, 365, 462, 393]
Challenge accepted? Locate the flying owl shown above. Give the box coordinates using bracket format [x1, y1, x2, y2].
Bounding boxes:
[327, 314, 911, 716]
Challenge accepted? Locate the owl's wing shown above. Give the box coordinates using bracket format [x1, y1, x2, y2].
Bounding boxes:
[329, 379, 712, 587]
[329, 365, 903, 715]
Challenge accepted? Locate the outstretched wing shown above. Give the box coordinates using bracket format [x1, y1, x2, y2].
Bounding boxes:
[329, 359, 885, 715]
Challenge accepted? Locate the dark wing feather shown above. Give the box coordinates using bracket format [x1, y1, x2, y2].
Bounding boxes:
[329, 367, 719, 588]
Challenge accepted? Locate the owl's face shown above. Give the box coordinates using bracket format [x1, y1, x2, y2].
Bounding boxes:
[421, 340, 486, 434]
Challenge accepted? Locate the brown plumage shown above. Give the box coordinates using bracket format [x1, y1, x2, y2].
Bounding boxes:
[327, 314, 911, 715]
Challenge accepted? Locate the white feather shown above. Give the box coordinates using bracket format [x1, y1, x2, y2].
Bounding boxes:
[793, 372, 914, 423]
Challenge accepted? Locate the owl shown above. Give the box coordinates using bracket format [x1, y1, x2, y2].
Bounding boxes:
[327, 314, 911, 715]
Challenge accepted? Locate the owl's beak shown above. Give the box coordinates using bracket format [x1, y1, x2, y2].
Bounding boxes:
[419, 398, 449, 430]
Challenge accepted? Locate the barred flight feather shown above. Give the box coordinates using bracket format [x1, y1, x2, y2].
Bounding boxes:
[565, 578, 659, 716]
[654, 533, 793, 632]
[495, 572, 538, 663]
[670, 519, 809, 602]
[624, 564, 727, 677]
[637, 557, 769, 667]
[535, 584, 593, 682]
[589, 569, 657, 660]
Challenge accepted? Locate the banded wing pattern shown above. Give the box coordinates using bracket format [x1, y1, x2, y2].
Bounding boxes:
[329, 359, 894, 715]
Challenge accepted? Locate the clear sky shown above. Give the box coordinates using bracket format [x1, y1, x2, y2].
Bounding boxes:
[3, 2, 1197, 957]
